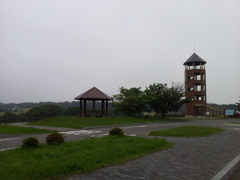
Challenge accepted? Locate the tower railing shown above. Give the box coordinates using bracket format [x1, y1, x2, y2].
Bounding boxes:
[185, 66, 205, 70]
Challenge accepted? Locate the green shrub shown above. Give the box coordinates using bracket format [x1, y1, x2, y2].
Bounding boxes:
[26, 104, 64, 118]
[22, 137, 40, 149]
[109, 127, 124, 136]
[46, 132, 64, 145]
[1, 112, 17, 119]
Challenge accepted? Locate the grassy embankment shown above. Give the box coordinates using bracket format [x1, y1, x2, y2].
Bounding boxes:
[0, 135, 173, 180]
[149, 126, 225, 137]
[0, 124, 52, 134]
[27, 116, 186, 129]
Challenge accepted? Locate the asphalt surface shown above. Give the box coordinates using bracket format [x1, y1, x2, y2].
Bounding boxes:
[229, 165, 240, 180]
[1, 119, 240, 179]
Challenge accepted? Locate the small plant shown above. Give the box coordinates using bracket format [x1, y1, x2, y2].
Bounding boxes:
[46, 132, 64, 145]
[22, 137, 40, 149]
[109, 127, 124, 136]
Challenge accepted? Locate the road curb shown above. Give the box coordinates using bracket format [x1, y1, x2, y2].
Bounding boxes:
[211, 155, 240, 180]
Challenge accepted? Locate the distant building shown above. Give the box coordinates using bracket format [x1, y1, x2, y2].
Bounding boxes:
[183, 53, 207, 117]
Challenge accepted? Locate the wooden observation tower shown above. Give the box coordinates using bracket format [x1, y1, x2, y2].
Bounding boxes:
[184, 53, 207, 117]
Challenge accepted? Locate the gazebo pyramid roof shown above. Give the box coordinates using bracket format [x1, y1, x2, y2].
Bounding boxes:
[74, 87, 112, 100]
[183, 53, 207, 65]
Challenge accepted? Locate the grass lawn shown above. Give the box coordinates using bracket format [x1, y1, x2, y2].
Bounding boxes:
[0, 136, 173, 180]
[148, 126, 225, 137]
[27, 116, 185, 129]
[0, 124, 52, 134]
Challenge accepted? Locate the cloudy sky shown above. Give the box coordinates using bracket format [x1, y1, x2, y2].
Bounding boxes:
[1, 0, 239, 104]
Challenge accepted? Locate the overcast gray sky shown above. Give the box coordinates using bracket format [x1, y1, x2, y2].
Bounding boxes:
[1, 0, 239, 104]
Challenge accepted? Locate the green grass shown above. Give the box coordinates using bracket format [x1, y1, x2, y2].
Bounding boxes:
[27, 116, 185, 129]
[0, 136, 173, 180]
[149, 126, 225, 137]
[0, 124, 52, 134]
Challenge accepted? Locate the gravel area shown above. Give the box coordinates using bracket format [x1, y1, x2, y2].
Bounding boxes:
[61, 130, 240, 180]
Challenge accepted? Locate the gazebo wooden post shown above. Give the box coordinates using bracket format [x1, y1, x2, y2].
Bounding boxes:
[83, 100, 86, 117]
[101, 100, 105, 117]
[93, 100, 96, 117]
[80, 100, 82, 117]
[106, 100, 108, 117]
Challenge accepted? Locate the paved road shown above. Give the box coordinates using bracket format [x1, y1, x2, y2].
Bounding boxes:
[1, 119, 240, 151]
[229, 166, 240, 180]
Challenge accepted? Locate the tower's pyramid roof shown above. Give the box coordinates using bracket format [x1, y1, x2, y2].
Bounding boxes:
[74, 87, 112, 100]
[183, 53, 207, 65]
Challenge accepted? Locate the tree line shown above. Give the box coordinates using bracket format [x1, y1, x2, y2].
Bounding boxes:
[0, 105, 80, 119]
[1, 82, 186, 119]
[112, 82, 191, 118]
[0, 101, 80, 110]
[0, 101, 114, 113]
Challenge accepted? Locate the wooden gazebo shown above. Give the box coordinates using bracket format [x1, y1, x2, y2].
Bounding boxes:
[74, 87, 112, 117]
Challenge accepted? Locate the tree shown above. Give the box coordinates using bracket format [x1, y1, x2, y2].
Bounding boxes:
[145, 82, 191, 118]
[0, 112, 18, 119]
[0, 108, 7, 112]
[112, 87, 146, 117]
[25, 104, 64, 117]
[61, 107, 79, 116]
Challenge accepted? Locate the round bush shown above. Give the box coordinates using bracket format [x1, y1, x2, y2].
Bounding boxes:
[22, 137, 40, 149]
[46, 132, 64, 145]
[109, 127, 124, 136]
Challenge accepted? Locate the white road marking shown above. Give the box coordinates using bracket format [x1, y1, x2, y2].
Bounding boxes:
[59, 130, 101, 135]
[0, 138, 21, 142]
[0, 147, 17, 152]
[129, 134, 137, 136]
[124, 125, 147, 129]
